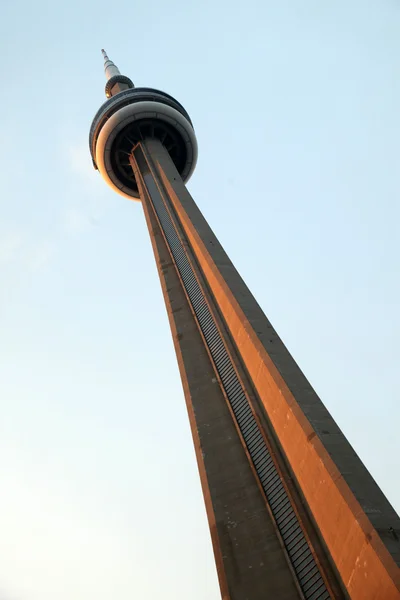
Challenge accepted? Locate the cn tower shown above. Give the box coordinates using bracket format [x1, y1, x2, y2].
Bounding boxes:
[90, 51, 400, 600]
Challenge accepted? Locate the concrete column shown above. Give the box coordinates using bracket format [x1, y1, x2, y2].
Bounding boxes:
[129, 142, 304, 600]
[130, 138, 400, 600]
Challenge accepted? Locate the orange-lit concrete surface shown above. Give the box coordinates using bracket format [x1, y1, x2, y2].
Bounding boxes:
[133, 140, 400, 600]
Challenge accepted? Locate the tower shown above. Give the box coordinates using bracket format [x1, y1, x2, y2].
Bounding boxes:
[89, 51, 400, 599]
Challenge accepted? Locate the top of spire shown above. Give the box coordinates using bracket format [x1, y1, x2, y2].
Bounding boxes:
[101, 49, 121, 81]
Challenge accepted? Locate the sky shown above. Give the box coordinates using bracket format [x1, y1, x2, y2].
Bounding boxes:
[0, 0, 399, 598]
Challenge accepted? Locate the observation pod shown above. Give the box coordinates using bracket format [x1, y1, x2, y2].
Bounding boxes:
[89, 51, 197, 200]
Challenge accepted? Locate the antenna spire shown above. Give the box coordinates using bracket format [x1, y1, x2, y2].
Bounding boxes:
[100, 49, 135, 98]
[101, 49, 121, 81]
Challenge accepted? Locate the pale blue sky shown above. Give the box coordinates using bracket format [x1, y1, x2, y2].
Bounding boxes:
[1, 1, 399, 598]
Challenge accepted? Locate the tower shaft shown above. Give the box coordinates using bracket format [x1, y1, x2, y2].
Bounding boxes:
[128, 139, 400, 600]
[90, 50, 400, 599]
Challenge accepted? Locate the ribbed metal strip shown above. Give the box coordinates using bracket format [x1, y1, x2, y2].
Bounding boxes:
[137, 146, 331, 600]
